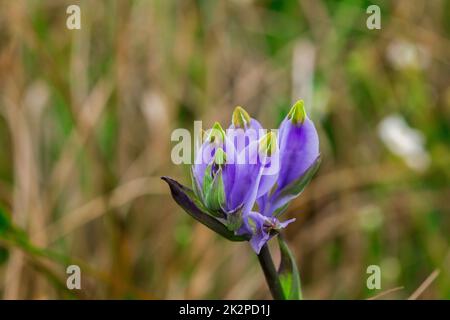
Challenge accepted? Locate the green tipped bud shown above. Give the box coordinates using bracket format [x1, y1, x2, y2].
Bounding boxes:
[287, 100, 307, 125]
[259, 131, 277, 156]
[232, 106, 251, 128]
[214, 148, 226, 165]
[207, 122, 226, 144]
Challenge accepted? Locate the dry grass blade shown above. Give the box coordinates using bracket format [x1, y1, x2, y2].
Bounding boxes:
[408, 270, 440, 300]
[367, 287, 404, 300]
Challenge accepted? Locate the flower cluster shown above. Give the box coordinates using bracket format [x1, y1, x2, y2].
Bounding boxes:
[163, 100, 320, 254]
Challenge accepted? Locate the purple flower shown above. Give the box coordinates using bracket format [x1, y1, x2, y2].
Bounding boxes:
[258, 100, 320, 218]
[163, 101, 320, 254]
[244, 211, 296, 253]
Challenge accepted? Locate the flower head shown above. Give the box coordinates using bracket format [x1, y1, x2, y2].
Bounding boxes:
[163, 101, 320, 253]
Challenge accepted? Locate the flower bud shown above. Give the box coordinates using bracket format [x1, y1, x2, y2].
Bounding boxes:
[287, 100, 306, 125]
[206, 122, 226, 144]
[257, 100, 319, 217]
[258, 131, 277, 156]
[232, 106, 251, 128]
[214, 147, 226, 166]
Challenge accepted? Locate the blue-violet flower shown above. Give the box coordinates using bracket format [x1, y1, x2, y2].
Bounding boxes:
[162, 100, 320, 254]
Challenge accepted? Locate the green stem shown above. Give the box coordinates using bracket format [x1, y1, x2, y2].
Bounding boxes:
[257, 244, 285, 300]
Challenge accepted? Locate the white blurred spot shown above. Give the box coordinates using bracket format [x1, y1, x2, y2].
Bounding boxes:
[292, 41, 315, 113]
[141, 90, 169, 135]
[23, 81, 49, 118]
[386, 40, 430, 70]
[378, 114, 430, 172]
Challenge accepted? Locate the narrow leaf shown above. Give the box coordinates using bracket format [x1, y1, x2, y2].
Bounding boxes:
[161, 176, 248, 242]
[277, 235, 302, 300]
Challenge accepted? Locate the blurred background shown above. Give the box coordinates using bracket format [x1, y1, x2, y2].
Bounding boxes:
[0, 0, 449, 299]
